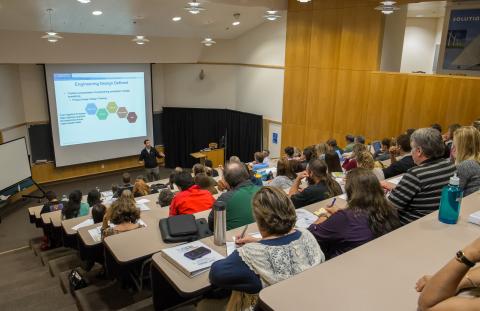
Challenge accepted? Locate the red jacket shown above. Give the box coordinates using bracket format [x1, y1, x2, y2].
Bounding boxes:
[342, 158, 357, 172]
[169, 185, 215, 216]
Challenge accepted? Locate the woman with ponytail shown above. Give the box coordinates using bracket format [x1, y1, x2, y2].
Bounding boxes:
[308, 168, 400, 259]
[289, 159, 342, 209]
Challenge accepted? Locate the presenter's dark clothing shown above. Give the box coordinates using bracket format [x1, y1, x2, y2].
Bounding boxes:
[139, 148, 162, 168]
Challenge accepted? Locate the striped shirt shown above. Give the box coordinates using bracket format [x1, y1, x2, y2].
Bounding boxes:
[388, 158, 456, 225]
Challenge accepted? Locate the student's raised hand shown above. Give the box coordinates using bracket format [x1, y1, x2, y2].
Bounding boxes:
[235, 235, 261, 245]
[415, 275, 432, 292]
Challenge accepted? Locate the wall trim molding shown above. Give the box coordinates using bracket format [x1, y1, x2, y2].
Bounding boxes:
[158, 62, 285, 70]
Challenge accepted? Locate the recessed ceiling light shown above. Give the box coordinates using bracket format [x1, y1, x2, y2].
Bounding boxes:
[297, 0, 311, 2]
[77, 0, 91, 3]
[92, 10, 103, 16]
[132, 35, 150, 45]
[416, 14, 424, 17]
[172, 16, 182, 22]
[232, 21, 240, 26]
[201, 37, 216, 47]
[185, 1, 205, 15]
[264, 10, 281, 21]
[232, 13, 240, 26]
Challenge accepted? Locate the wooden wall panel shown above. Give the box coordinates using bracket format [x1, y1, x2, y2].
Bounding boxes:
[303, 68, 338, 145]
[337, 7, 383, 70]
[282, 0, 479, 151]
[285, 11, 312, 67]
[309, 9, 341, 69]
[332, 70, 371, 142]
[364, 72, 408, 141]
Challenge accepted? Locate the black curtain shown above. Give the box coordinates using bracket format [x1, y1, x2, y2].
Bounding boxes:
[162, 108, 262, 168]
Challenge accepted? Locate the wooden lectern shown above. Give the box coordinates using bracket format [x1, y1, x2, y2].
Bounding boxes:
[190, 148, 225, 167]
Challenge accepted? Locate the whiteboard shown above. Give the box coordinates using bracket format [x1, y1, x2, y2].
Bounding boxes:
[0, 137, 31, 192]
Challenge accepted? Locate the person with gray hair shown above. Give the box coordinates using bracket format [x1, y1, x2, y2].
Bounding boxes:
[382, 128, 456, 225]
[208, 161, 261, 231]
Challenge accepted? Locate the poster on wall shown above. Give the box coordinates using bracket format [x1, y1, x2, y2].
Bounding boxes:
[439, 5, 480, 75]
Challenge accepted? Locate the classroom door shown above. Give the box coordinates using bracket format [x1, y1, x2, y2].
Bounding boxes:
[268, 123, 282, 159]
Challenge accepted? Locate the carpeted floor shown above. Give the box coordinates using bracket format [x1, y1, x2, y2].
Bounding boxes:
[0, 167, 172, 254]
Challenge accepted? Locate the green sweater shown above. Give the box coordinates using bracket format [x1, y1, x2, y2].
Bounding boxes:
[208, 180, 260, 231]
[79, 202, 90, 217]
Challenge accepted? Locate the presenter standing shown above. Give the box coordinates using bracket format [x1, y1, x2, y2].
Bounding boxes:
[139, 139, 164, 182]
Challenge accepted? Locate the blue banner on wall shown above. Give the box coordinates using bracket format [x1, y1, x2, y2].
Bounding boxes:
[443, 8, 480, 71]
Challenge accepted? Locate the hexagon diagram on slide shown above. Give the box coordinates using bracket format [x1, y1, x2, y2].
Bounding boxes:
[127, 112, 138, 123]
[96, 108, 109, 120]
[117, 107, 128, 118]
[107, 101, 118, 113]
[85, 103, 97, 115]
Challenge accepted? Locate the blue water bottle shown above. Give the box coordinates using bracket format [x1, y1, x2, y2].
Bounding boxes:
[438, 173, 463, 224]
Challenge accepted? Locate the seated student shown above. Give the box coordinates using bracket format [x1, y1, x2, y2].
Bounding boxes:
[195, 173, 218, 195]
[473, 119, 480, 132]
[102, 195, 145, 238]
[208, 162, 260, 231]
[157, 189, 175, 207]
[209, 187, 324, 310]
[284, 146, 295, 160]
[431, 123, 443, 134]
[91, 203, 106, 224]
[444, 123, 461, 158]
[356, 151, 385, 181]
[62, 190, 89, 219]
[324, 150, 343, 174]
[289, 159, 303, 174]
[406, 128, 416, 137]
[355, 135, 366, 145]
[293, 147, 302, 159]
[374, 138, 392, 161]
[384, 128, 456, 225]
[169, 171, 215, 216]
[308, 168, 400, 260]
[167, 167, 183, 190]
[343, 134, 355, 153]
[416, 237, 480, 311]
[299, 146, 317, 171]
[289, 159, 342, 209]
[262, 149, 271, 165]
[382, 133, 415, 179]
[115, 172, 134, 197]
[132, 179, 150, 198]
[342, 143, 367, 172]
[192, 163, 206, 176]
[40, 191, 63, 214]
[136, 175, 149, 183]
[204, 159, 219, 177]
[229, 155, 241, 163]
[315, 143, 329, 160]
[251, 152, 269, 171]
[452, 126, 480, 196]
[327, 139, 344, 155]
[87, 189, 102, 207]
[268, 158, 296, 190]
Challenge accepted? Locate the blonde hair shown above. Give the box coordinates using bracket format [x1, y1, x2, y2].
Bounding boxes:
[356, 151, 375, 170]
[453, 126, 480, 164]
[315, 143, 329, 156]
[133, 180, 150, 197]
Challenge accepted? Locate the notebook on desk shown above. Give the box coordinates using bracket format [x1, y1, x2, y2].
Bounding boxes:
[161, 241, 224, 278]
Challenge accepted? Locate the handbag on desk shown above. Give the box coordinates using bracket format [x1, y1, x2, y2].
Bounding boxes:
[159, 214, 212, 243]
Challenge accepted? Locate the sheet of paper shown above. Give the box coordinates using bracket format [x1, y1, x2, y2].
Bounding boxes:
[295, 209, 318, 229]
[71, 218, 94, 231]
[338, 193, 347, 200]
[226, 241, 236, 256]
[88, 226, 102, 243]
[136, 203, 151, 211]
[388, 176, 403, 185]
[135, 198, 150, 204]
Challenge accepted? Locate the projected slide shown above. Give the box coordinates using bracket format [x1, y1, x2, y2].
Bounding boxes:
[53, 72, 147, 146]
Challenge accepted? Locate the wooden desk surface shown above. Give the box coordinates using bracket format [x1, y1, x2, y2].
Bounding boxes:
[62, 215, 91, 236]
[151, 196, 348, 297]
[258, 192, 480, 311]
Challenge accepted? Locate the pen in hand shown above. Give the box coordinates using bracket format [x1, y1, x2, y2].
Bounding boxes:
[328, 198, 337, 207]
